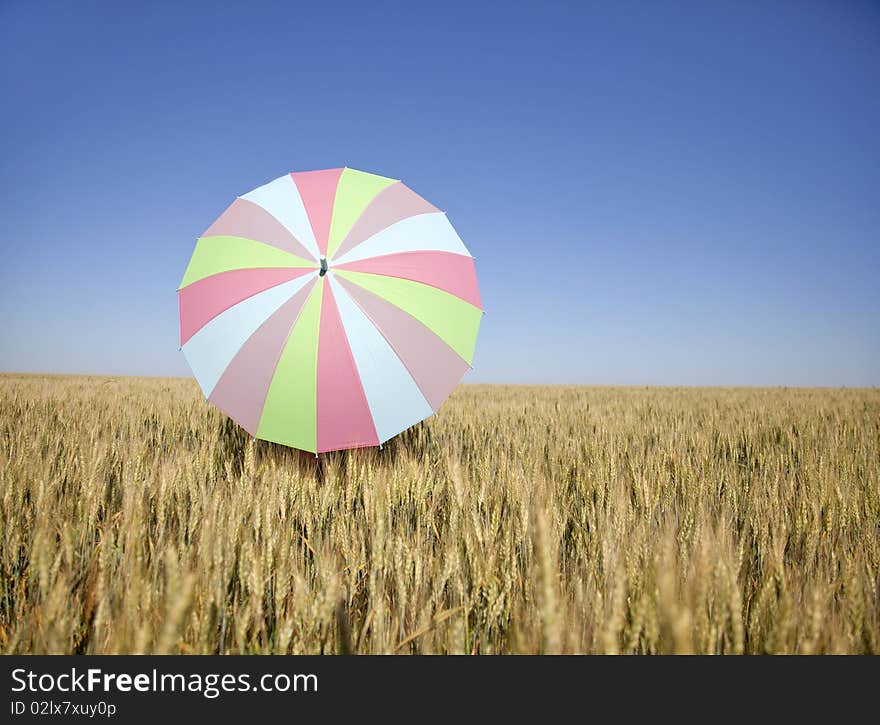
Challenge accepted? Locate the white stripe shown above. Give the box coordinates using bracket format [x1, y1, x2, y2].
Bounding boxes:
[331, 212, 471, 265]
[241, 175, 320, 260]
[182, 275, 313, 398]
[329, 273, 433, 443]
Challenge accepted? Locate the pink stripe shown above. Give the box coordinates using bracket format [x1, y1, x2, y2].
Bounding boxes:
[203, 197, 316, 260]
[291, 168, 343, 258]
[208, 279, 317, 436]
[335, 275, 470, 411]
[178, 267, 313, 345]
[316, 280, 379, 452]
[335, 251, 481, 308]
[331, 182, 439, 262]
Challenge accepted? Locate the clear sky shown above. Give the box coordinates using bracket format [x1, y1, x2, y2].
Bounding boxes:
[1, 1, 878, 386]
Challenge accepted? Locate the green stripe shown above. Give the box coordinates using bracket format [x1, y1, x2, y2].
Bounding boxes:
[334, 270, 481, 364]
[326, 168, 397, 260]
[256, 278, 323, 452]
[179, 236, 316, 288]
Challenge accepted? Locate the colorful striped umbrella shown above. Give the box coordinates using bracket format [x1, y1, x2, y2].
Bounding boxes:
[178, 168, 482, 453]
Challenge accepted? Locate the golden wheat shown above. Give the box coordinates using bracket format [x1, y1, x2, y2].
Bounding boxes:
[0, 374, 877, 654]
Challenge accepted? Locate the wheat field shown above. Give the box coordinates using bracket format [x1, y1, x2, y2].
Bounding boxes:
[0, 374, 878, 654]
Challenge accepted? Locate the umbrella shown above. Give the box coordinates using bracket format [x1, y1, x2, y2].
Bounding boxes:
[178, 167, 482, 453]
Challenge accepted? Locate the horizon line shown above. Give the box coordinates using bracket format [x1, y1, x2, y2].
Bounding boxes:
[0, 371, 877, 391]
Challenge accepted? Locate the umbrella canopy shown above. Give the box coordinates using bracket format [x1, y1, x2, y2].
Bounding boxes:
[178, 167, 482, 453]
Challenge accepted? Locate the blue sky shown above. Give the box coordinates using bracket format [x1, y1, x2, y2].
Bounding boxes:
[1, 1, 878, 385]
